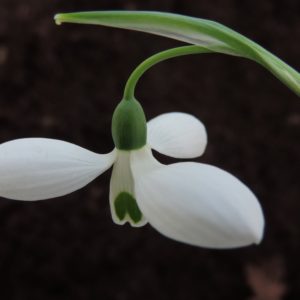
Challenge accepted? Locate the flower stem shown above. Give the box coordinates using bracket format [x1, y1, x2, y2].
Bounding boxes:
[123, 45, 212, 100]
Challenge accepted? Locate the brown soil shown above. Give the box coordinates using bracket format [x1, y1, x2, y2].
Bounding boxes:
[0, 0, 299, 299]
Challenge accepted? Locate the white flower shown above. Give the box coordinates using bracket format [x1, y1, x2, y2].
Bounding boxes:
[0, 111, 264, 248]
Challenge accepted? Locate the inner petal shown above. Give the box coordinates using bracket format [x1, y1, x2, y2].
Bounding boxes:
[109, 150, 147, 227]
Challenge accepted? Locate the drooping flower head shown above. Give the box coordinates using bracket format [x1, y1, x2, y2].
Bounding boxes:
[0, 10, 279, 248]
[0, 95, 264, 248]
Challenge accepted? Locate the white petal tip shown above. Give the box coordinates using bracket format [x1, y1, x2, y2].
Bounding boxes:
[251, 222, 265, 246]
[112, 217, 147, 228]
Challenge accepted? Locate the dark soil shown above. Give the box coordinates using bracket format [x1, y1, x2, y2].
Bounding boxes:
[0, 0, 299, 299]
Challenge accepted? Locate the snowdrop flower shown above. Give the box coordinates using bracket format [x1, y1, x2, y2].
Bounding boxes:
[0, 98, 264, 248]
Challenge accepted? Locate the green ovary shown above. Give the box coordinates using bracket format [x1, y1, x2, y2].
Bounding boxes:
[111, 98, 147, 150]
[114, 192, 143, 223]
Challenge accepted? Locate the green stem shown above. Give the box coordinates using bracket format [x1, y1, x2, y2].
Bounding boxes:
[123, 45, 212, 100]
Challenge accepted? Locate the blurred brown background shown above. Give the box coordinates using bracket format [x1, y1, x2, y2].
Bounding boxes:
[0, 0, 299, 299]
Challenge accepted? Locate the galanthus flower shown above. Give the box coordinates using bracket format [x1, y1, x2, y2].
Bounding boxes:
[0, 98, 264, 248]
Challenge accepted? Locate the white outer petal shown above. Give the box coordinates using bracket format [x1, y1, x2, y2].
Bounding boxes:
[0, 138, 116, 200]
[147, 112, 207, 158]
[110, 150, 147, 227]
[131, 148, 264, 249]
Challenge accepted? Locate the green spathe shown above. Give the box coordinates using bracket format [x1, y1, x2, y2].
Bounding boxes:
[114, 191, 143, 223]
[112, 98, 147, 150]
[55, 11, 300, 96]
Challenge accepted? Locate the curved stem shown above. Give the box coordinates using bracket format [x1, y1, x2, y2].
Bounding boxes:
[123, 45, 212, 100]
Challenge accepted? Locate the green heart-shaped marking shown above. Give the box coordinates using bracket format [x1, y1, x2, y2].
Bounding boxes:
[114, 192, 143, 224]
